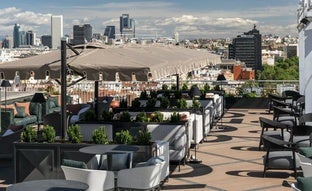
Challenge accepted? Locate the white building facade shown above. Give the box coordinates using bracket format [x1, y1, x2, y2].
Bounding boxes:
[298, 0, 312, 112]
[51, 15, 63, 49]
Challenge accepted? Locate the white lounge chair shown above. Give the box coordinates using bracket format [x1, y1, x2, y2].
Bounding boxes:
[61, 165, 115, 191]
[117, 160, 164, 191]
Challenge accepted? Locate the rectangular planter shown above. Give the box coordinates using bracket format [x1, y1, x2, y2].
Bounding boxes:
[13, 142, 152, 183]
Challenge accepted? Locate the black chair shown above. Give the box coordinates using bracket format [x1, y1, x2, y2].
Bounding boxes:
[262, 134, 300, 178]
[258, 117, 290, 151]
[267, 93, 286, 114]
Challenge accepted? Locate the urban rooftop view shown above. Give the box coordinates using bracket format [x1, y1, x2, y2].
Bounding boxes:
[0, 0, 311, 191]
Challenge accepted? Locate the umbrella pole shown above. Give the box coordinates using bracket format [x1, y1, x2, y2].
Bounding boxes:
[61, 39, 67, 140]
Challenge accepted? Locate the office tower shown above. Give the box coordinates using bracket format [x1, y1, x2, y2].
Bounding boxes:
[51, 15, 63, 49]
[2, 37, 10, 48]
[73, 24, 92, 45]
[13, 24, 21, 48]
[26, 31, 34, 45]
[41, 35, 52, 48]
[104, 26, 116, 39]
[229, 25, 262, 75]
[120, 14, 135, 38]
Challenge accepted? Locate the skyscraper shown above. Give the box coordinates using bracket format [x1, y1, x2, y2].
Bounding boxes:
[41, 35, 52, 48]
[13, 24, 20, 48]
[73, 24, 92, 45]
[104, 26, 116, 39]
[26, 30, 34, 46]
[51, 15, 63, 49]
[229, 25, 262, 76]
[120, 14, 135, 38]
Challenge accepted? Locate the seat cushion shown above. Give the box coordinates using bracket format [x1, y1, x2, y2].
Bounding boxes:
[263, 151, 300, 169]
[62, 159, 87, 169]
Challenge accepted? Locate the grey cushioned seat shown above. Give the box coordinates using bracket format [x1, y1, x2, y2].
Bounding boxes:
[263, 151, 300, 169]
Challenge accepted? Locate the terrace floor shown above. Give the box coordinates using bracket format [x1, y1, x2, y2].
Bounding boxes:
[0, 108, 298, 191]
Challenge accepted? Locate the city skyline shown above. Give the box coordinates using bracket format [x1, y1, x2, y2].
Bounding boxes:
[0, 0, 299, 39]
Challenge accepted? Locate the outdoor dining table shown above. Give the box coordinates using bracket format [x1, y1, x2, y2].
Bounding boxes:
[6, 179, 89, 191]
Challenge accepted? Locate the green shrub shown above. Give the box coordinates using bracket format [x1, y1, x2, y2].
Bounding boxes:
[160, 97, 170, 109]
[170, 112, 181, 122]
[135, 129, 151, 145]
[136, 112, 147, 122]
[42, 125, 56, 143]
[119, 111, 132, 122]
[115, 130, 133, 144]
[192, 99, 201, 109]
[67, 124, 82, 143]
[162, 84, 168, 90]
[177, 98, 187, 109]
[140, 91, 148, 99]
[92, 126, 109, 144]
[83, 109, 97, 121]
[150, 111, 163, 122]
[21, 126, 37, 142]
[102, 110, 114, 121]
[146, 98, 157, 108]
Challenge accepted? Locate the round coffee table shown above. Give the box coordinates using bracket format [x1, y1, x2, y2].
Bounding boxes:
[6, 179, 89, 191]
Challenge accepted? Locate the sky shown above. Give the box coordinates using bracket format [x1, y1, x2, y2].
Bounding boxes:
[0, 0, 300, 39]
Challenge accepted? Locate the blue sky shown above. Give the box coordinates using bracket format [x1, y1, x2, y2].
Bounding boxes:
[0, 0, 299, 39]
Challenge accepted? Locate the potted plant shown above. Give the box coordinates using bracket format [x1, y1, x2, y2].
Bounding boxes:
[83, 109, 97, 121]
[67, 124, 83, 143]
[92, 126, 109, 144]
[41, 125, 56, 143]
[160, 97, 170, 109]
[119, 111, 132, 122]
[102, 110, 114, 121]
[150, 111, 164, 122]
[21, 126, 37, 143]
[170, 112, 181, 122]
[115, 130, 133, 144]
[136, 112, 147, 122]
[135, 129, 152, 145]
[177, 98, 187, 109]
[146, 98, 157, 108]
[192, 99, 201, 109]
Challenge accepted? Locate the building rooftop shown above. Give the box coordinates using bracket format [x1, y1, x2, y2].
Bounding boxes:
[0, 107, 296, 191]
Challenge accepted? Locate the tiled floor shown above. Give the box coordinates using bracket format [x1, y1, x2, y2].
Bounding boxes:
[0, 108, 298, 191]
[161, 109, 297, 191]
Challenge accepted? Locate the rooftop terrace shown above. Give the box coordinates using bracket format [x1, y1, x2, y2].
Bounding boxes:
[0, 107, 297, 191]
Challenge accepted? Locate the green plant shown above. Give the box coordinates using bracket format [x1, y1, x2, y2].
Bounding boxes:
[146, 98, 157, 108]
[160, 97, 170, 109]
[135, 129, 152, 145]
[177, 98, 187, 109]
[203, 83, 210, 92]
[181, 83, 188, 90]
[115, 130, 133, 144]
[162, 84, 168, 90]
[119, 111, 132, 122]
[67, 124, 83, 143]
[41, 125, 56, 143]
[192, 99, 201, 109]
[170, 112, 181, 122]
[102, 110, 114, 121]
[150, 111, 163, 122]
[83, 109, 97, 121]
[136, 112, 147, 122]
[21, 126, 37, 142]
[132, 98, 141, 108]
[92, 126, 109, 144]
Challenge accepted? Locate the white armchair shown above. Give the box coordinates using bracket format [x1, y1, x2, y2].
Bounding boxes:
[117, 160, 164, 190]
[61, 165, 115, 191]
